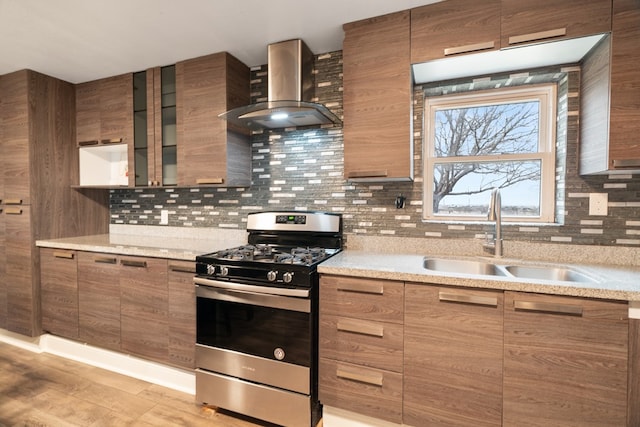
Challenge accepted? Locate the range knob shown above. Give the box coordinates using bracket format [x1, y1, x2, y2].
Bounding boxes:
[283, 272, 294, 284]
[220, 266, 229, 276]
[206, 264, 216, 275]
[267, 270, 278, 282]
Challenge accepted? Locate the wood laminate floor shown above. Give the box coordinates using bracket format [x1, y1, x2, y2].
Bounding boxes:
[0, 342, 279, 426]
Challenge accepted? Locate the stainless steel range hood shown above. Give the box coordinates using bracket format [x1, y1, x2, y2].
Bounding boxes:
[219, 39, 341, 131]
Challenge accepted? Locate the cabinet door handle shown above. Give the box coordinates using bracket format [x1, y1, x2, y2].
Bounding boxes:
[514, 300, 583, 316]
[336, 367, 384, 387]
[612, 159, 640, 168]
[337, 282, 384, 295]
[121, 259, 147, 268]
[337, 319, 384, 337]
[53, 251, 75, 260]
[347, 170, 388, 179]
[196, 178, 225, 185]
[94, 256, 117, 264]
[101, 138, 124, 144]
[4, 199, 23, 205]
[169, 263, 195, 274]
[439, 291, 498, 307]
[444, 41, 495, 56]
[508, 27, 567, 45]
[78, 140, 100, 146]
[5, 207, 23, 215]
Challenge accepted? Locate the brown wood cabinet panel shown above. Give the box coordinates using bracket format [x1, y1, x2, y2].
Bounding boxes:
[319, 314, 403, 373]
[411, 0, 500, 63]
[176, 52, 251, 187]
[319, 358, 403, 424]
[503, 291, 628, 426]
[78, 252, 121, 351]
[501, 0, 612, 48]
[0, 205, 6, 330]
[608, 0, 640, 170]
[630, 318, 640, 426]
[403, 285, 503, 427]
[319, 275, 404, 323]
[5, 205, 38, 336]
[120, 256, 169, 364]
[343, 10, 413, 181]
[75, 80, 100, 145]
[40, 248, 78, 339]
[167, 260, 196, 369]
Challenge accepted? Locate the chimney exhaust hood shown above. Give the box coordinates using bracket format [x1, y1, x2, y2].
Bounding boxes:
[219, 39, 341, 131]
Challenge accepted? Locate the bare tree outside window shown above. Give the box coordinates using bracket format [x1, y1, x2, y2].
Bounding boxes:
[424, 85, 556, 222]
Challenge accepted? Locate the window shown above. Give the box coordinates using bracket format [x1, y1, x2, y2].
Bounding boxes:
[423, 84, 557, 223]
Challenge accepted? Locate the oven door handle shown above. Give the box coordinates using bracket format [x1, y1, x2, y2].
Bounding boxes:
[194, 277, 310, 298]
[195, 280, 311, 313]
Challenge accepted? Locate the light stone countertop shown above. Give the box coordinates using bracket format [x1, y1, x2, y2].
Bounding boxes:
[318, 251, 640, 302]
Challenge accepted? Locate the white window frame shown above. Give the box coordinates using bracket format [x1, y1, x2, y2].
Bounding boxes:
[423, 84, 557, 223]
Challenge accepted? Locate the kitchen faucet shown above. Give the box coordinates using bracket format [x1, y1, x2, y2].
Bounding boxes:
[484, 188, 503, 257]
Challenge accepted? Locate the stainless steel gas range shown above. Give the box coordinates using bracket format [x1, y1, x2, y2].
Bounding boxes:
[194, 211, 342, 427]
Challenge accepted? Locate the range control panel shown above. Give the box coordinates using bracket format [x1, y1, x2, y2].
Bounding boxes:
[275, 214, 307, 225]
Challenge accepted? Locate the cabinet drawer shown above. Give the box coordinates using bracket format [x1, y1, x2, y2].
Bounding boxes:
[320, 275, 404, 323]
[319, 358, 402, 424]
[319, 314, 403, 373]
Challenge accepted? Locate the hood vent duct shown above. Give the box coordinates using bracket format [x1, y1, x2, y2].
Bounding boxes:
[219, 39, 341, 131]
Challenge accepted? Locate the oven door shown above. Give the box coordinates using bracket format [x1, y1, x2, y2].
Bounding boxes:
[195, 278, 312, 394]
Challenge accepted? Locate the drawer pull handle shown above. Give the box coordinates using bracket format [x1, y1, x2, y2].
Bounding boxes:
[196, 178, 225, 185]
[169, 264, 195, 274]
[336, 367, 384, 387]
[5, 199, 23, 205]
[612, 159, 640, 168]
[508, 27, 567, 45]
[444, 40, 495, 56]
[101, 138, 124, 144]
[78, 140, 100, 146]
[337, 283, 384, 295]
[347, 170, 388, 179]
[53, 251, 75, 260]
[514, 300, 583, 316]
[121, 259, 147, 268]
[337, 319, 384, 337]
[94, 257, 117, 264]
[5, 207, 23, 215]
[439, 292, 498, 307]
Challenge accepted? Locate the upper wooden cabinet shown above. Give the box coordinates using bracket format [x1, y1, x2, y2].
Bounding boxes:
[176, 52, 251, 187]
[76, 73, 133, 145]
[343, 10, 414, 182]
[580, 0, 640, 174]
[501, 0, 612, 48]
[411, 0, 501, 63]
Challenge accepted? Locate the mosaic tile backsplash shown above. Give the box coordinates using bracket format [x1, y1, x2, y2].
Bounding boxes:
[110, 51, 640, 247]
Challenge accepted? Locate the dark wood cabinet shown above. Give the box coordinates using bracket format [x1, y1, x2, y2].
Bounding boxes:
[501, 0, 612, 48]
[342, 10, 413, 182]
[319, 275, 404, 423]
[411, 0, 500, 63]
[78, 252, 121, 351]
[176, 52, 251, 187]
[120, 256, 169, 364]
[503, 291, 628, 426]
[404, 284, 503, 427]
[167, 260, 197, 369]
[76, 73, 133, 146]
[40, 248, 78, 339]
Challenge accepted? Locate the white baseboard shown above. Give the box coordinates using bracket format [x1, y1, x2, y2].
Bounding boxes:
[323, 406, 402, 427]
[0, 330, 195, 395]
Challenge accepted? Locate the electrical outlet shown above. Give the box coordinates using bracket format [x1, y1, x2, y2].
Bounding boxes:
[160, 209, 169, 225]
[589, 193, 608, 216]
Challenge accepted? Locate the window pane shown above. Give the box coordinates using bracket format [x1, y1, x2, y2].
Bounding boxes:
[433, 101, 540, 157]
[432, 161, 541, 217]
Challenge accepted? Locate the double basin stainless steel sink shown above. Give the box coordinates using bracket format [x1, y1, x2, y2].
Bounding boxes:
[423, 257, 596, 283]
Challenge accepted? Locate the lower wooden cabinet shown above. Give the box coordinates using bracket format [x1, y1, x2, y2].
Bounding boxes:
[167, 260, 196, 368]
[78, 251, 121, 351]
[503, 291, 628, 427]
[40, 248, 78, 339]
[404, 284, 504, 427]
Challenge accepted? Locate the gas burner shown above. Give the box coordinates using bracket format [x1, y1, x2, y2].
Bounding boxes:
[217, 244, 274, 261]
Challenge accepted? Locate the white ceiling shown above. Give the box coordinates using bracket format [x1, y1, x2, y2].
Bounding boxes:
[0, 0, 439, 84]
